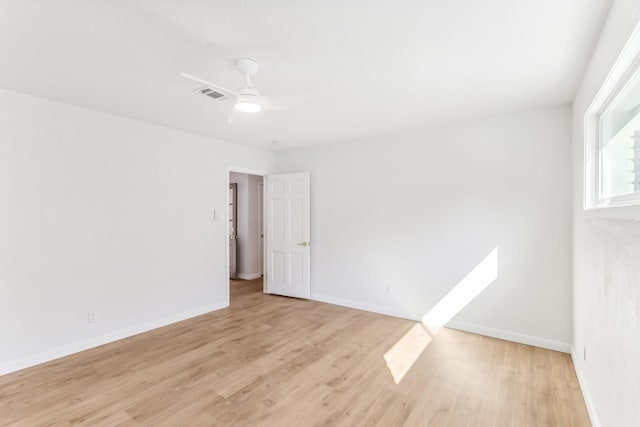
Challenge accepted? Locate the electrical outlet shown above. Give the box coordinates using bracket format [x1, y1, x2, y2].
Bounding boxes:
[88, 312, 96, 324]
[385, 283, 393, 294]
[583, 345, 587, 361]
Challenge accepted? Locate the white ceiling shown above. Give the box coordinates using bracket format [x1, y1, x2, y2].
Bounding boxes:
[0, 0, 611, 151]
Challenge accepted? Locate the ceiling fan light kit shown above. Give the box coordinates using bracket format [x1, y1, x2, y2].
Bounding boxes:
[234, 96, 262, 113]
[181, 57, 314, 121]
[234, 58, 261, 114]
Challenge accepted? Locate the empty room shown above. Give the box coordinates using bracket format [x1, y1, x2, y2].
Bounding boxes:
[1, 1, 639, 426]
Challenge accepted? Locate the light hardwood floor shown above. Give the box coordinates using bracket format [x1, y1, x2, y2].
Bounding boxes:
[0, 279, 590, 426]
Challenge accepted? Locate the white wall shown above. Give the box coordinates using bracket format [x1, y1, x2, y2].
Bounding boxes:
[572, 1, 640, 426]
[248, 174, 263, 276]
[275, 105, 573, 350]
[0, 88, 274, 374]
[229, 172, 263, 279]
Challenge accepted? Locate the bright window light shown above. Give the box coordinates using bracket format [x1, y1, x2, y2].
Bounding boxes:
[383, 323, 432, 384]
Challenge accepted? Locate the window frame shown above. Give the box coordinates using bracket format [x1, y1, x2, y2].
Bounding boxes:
[594, 57, 640, 207]
[584, 21, 640, 213]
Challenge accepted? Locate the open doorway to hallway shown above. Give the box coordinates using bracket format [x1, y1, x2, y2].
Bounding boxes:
[229, 171, 264, 303]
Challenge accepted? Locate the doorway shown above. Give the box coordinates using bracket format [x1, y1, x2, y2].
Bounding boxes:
[227, 168, 266, 304]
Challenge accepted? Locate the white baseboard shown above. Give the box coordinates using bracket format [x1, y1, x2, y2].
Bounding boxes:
[0, 301, 228, 376]
[571, 349, 601, 427]
[446, 321, 571, 353]
[237, 273, 262, 280]
[310, 293, 571, 353]
[311, 293, 423, 321]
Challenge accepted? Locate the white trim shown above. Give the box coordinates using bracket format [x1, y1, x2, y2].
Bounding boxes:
[583, 203, 640, 221]
[226, 165, 269, 176]
[261, 175, 266, 293]
[311, 292, 424, 322]
[571, 349, 602, 427]
[237, 272, 262, 280]
[446, 321, 571, 353]
[311, 293, 571, 353]
[0, 302, 227, 376]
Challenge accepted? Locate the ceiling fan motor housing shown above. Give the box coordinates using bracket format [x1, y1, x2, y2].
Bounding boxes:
[236, 58, 258, 75]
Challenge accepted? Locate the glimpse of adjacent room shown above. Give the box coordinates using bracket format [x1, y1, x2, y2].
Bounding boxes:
[229, 172, 264, 302]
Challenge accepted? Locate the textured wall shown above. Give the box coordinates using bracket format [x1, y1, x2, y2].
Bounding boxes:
[572, 1, 640, 425]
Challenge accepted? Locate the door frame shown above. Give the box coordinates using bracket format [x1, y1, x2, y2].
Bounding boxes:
[225, 165, 268, 306]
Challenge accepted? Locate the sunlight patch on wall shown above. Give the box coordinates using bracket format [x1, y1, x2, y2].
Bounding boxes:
[422, 247, 498, 334]
[383, 247, 499, 384]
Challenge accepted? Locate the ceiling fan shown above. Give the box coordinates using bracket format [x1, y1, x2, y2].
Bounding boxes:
[181, 58, 315, 123]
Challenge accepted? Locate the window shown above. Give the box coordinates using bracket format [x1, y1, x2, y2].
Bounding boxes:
[598, 67, 640, 204]
[585, 23, 640, 211]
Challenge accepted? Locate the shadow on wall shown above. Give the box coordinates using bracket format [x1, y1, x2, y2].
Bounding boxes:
[383, 248, 499, 384]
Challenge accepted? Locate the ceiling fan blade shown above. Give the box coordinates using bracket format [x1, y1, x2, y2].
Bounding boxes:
[227, 109, 241, 124]
[259, 95, 319, 111]
[180, 72, 239, 98]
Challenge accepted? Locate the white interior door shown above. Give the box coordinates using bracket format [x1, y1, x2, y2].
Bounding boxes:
[265, 172, 310, 299]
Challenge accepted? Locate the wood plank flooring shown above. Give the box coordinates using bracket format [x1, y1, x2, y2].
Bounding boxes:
[0, 279, 590, 426]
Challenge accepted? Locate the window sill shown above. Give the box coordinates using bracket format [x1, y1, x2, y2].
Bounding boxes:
[583, 204, 640, 221]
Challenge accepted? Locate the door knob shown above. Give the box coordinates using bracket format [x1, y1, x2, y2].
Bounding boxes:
[297, 241, 310, 247]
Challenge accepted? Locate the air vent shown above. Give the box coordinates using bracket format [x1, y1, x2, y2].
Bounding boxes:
[196, 86, 228, 101]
